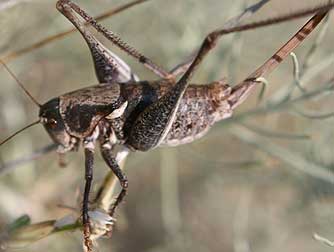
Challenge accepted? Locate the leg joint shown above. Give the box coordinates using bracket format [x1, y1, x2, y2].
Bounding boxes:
[121, 178, 128, 189]
[86, 174, 93, 180]
[205, 31, 220, 49]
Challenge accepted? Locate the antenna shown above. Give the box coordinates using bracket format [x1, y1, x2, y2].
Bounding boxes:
[0, 59, 41, 107]
[0, 120, 40, 146]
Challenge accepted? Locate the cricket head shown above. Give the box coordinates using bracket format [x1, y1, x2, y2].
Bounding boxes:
[0, 60, 74, 150]
[39, 98, 73, 149]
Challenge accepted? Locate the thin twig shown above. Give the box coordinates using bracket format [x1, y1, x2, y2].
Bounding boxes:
[313, 233, 334, 247]
[160, 148, 182, 237]
[1, 150, 128, 249]
[290, 52, 306, 93]
[223, 0, 271, 29]
[233, 190, 252, 252]
[0, 143, 57, 176]
[240, 122, 310, 140]
[256, 77, 269, 103]
[293, 108, 334, 120]
[0, 0, 31, 11]
[230, 126, 334, 183]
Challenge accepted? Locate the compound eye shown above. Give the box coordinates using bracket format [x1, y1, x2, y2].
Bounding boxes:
[48, 118, 58, 128]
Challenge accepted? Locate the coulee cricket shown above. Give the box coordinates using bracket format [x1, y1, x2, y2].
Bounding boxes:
[1, 1, 334, 251]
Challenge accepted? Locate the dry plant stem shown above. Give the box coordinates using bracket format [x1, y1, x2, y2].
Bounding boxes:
[1, 0, 151, 63]
[233, 190, 252, 252]
[290, 52, 305, 92]
[240, 122, 310, 140]
[0, 0, 30, 11]
[1, 161, 127, 250]
[0, 143, 57, 176]
[160, 149, 182, 236]
[292, 108, 334, 120]
[223, 0, 271, 28]
[301, 53, 334, 83]
[230, 126, 334, 183]
[313, 233, 334, 247]
[2, 220, 82, 250]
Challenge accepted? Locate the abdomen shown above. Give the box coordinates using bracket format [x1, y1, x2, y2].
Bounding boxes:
[162, 82, 233, 146]
[121, 80, 233, 148]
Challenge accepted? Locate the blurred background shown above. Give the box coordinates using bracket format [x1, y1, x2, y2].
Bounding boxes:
[1, 0, 334, 251]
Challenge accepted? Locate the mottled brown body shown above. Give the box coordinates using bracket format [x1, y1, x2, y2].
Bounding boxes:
[2, 1, 330, 251]
[59, 84, 122, 138]
[120, 80, 232, 147]
[56, 80, 233, 151]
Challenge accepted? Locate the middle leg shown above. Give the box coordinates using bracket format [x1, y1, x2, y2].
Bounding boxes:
[100, 144, 128, 218]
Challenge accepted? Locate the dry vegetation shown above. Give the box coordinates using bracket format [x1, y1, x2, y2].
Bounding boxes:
[0, 0, 334, 251]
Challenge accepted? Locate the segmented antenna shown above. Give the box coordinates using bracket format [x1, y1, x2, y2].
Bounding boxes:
[0, 59, 40, 107]
[0, 60, 41, 146]
[0, 120, 40, 146]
